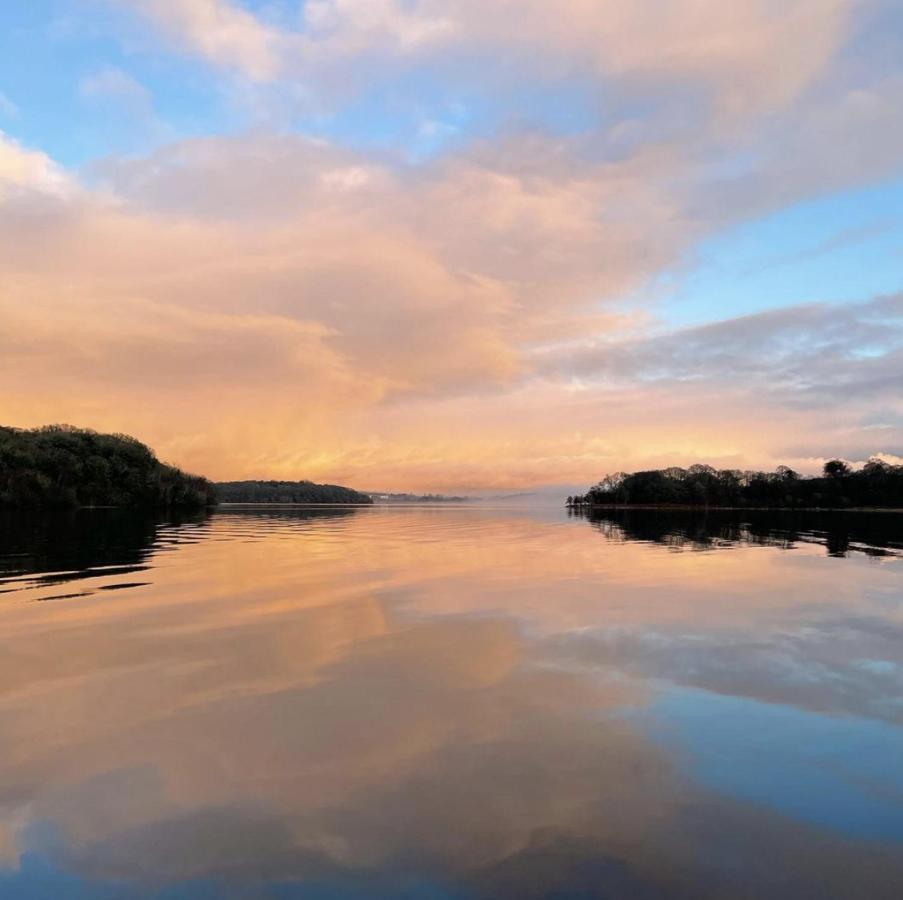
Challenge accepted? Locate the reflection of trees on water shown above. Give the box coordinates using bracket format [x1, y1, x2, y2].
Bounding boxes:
[0, 509, 212, 598]
[570, 507, 903, 558]
[0, 506, 366, 586]
[1, 509, 161, 579]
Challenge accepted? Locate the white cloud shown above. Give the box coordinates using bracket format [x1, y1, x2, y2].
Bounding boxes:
[0, 132, 71, 198]
[112, 0, 283, 79]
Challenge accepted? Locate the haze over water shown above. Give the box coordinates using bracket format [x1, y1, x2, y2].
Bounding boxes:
[0, 506, 901, 898]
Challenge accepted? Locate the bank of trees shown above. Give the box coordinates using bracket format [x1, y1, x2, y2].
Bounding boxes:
[0, 425, 215, 509]
[567, 459, 903, 509]
[216, 480, 373, 504]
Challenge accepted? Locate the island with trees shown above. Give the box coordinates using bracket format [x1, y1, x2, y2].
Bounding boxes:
[567, 459, 903, 510]
[0, 425, 215, 509]
[216, 480, 374, 505]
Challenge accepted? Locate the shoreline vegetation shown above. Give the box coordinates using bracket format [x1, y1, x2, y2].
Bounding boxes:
[215, 481, 373, 505]
[0, 425, 215, 509]
[567, 459, 903, 511]
[0, 426, 383, 510]
[571, 504, 903, 513]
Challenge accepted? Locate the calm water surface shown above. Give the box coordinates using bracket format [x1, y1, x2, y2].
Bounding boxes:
[0, 505, 902, 899]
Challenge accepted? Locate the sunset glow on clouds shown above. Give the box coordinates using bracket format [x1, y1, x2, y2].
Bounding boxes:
[1, 1, 902, 490]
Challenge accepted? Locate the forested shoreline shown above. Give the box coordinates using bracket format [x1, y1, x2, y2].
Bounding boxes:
[0, 425, 215, 509]
[568, 459, 903, 510]
[0, 426, 381, 510]
[216, 480, 374, 505]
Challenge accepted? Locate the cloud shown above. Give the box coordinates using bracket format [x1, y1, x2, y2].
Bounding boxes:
[110, 0, 282, 79]
[0, 132, 71, 198]
[1, 2, 902, 487]
[328, 0, 852, 114]
[1, 127, 902, 486]
[107, 0, 864, 140]
[551, 293, 903, 402]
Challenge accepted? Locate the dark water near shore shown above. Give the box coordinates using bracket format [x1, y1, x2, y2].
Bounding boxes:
[0, 505, 901, 899]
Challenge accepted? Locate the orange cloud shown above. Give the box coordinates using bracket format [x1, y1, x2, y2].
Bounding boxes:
[3, 2, 902, 489]
[1, 127, 900, 488]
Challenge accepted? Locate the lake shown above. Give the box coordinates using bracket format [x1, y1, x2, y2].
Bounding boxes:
[0, 505, 901, 899]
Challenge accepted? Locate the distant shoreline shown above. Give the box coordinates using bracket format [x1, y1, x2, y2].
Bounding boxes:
[571, 504, 903, 513]
[569, 461, 903, 511]
[217, 502, 373, 508]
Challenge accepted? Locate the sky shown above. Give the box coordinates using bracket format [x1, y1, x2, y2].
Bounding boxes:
[1, 0, 902, 492]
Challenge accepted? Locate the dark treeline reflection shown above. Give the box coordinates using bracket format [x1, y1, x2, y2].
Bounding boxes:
[0, 509, 210, 599]
[0, 507, 366, 591]
[571, 506, 903, 557]
[0, 509, 158, 578]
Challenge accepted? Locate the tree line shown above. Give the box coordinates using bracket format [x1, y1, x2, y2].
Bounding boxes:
[567, 459, 903, 509]
[216, 480, 374, 505]
[0, 425, 216, 509]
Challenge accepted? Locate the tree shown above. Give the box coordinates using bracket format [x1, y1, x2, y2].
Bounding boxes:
[823, 459, 851, 478]
[0, 425, 215, 509]
[862, 458, 889, 477]
[569, 457, 903, 509]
